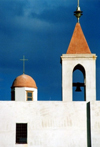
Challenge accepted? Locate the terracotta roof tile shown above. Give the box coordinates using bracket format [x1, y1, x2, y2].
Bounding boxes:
[11, 74, 37, 89]
[66, 23, 91, 54]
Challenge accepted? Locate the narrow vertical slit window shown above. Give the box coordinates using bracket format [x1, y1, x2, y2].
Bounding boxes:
[16, 123, 27, 144]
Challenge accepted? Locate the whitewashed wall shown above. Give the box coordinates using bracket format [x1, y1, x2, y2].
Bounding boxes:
[0, 101, 87, 147]
[91, 101, 100, 147]
[15, 87, 37, 101]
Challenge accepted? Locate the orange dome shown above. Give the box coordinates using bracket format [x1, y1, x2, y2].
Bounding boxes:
[11, 74, 37, 89]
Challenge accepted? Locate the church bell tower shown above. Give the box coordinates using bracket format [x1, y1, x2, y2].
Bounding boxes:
[61, 0, 97, 102]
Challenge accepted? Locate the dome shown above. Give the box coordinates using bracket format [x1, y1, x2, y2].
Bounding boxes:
[11, 74, 37, 89]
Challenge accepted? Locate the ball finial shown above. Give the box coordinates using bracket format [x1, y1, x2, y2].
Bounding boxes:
[74, 0, 83, 22]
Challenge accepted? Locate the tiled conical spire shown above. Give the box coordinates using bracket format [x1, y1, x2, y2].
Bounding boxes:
[66, 0, 91, 54]
[66, 23, 91, 54]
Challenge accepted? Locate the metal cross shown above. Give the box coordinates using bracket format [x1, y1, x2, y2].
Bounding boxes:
[20, 55, 28, 74]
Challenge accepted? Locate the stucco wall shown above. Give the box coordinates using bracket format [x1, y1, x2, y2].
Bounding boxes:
[91, 101, 100, 147]
[15, 87, 37, 101]
[0, 101, 87, 147]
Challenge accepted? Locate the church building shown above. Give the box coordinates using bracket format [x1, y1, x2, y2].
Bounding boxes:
[0, 1, 100, 147]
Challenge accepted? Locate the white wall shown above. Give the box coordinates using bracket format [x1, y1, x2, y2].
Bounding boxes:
[91, 101, 100, 147]
[15, 87, 37, 101]
[0, 101, 87, 147]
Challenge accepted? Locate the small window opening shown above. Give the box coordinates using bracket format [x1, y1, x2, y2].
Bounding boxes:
[16, 123, 27, 144]
[26, 91, 33, 101]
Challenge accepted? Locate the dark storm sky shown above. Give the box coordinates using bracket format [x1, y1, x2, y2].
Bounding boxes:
[0, 0, 100, 101]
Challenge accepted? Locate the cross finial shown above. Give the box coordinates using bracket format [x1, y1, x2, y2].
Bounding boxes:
[74, 0, 83, 23]
[20, 55, 28, 74]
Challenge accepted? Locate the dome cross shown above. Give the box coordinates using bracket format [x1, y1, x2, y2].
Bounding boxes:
[20, 55, 28, 74]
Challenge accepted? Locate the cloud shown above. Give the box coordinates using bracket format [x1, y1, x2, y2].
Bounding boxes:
[29, 6, 72, 24]
[0, 0, 100, 101]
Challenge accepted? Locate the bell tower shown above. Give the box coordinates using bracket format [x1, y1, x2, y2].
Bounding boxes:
[61, 1, 97, 102]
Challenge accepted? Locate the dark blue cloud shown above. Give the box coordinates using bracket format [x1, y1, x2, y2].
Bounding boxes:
[29, 6, 73, 24]
[0, 0, 100, 101]
[0, 0, 26, 17]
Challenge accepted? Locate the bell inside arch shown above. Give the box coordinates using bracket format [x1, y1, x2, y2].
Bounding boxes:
[73, 82, 84, 92]
[75, 84, 81, 92]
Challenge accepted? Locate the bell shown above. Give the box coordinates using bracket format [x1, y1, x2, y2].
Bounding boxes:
[75, 85, 81, 92]
[73, 82, 83, 92]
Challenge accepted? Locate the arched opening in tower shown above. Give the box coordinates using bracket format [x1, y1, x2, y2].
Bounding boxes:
[73, 64, 86, 101]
